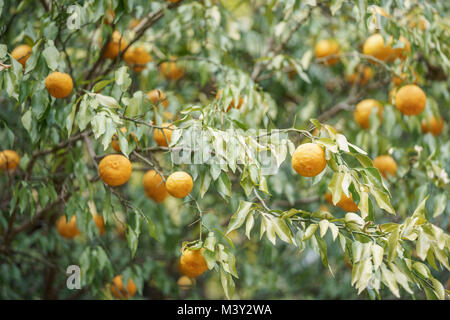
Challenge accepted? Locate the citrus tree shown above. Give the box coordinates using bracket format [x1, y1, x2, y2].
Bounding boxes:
[0, 0, 449, 300]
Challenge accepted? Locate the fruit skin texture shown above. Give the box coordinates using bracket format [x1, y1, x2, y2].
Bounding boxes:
[314, 39, 340, 66]
[0, 150, 20, 171]
[103, 31, 127, 59]
[166, 171, 193, 198]
[148, 89, 168, 108]
[216, 89, 243, 112]
[56, 215, 80, 239]
[143, 170, 168, 203]
[363, 34, 392, 62]
[291, 143, 327, 177]
[123, 46, 151, 72]
[160, 57, 184, 80]
[110, 275, 137, 299]
[153, 122, 174, 147]
[179, 248, 208, 278]
[325, 192, 359, 212]
[11, 44, 32, 68]
[373, 155, 397, 178]
[354, 99, 383, 129]
[395, 84, 426, 116]
[98, 154, 132, 187]
[45, 72, 73, 98]
[421, 116, 444, 136]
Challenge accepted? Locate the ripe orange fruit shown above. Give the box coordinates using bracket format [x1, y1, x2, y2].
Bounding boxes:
[110, 275, 137, 299]
[45, 72, 73, 98]
[102, 31, 127, 60]
[216, 89, 244, 112]
[0, 150, 20, 172]
[92, 214, 105, 235]
[179, 248, 208, 278]
[166, 171, 193, 198]
[147, 89, 169, 108]
[153, 122, 174, 147]
[11, 44, 32, 68]
[347, 66, 373, 85]
[314, 39, 340, 66]
[123, 46, 152, 72]
[98, 154, 132, 187]
[291, 143, 327, 177]
[373, 155, 397, 178]
[143, 170, 168, 203]
[363, 33, 393, 62]
[325, 192, 359, 212]
[160, 57, 184, 80]
[391, 36, 411, 61]
[421, 116, 444, 136]
[395, 84, 426, 116]
[354, 99, 383, 129]
[177, 276, 194, 290]
[111, 127, 137, 152]
[56, 215, 80, 239]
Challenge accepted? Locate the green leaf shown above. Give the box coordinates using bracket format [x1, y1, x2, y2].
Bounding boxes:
[42, 45, 60, 70]
[302, 223, 318, 241]
[220, 267, 235, 300]
[226, 201, 253, 234]
[387, 225, 400, 261]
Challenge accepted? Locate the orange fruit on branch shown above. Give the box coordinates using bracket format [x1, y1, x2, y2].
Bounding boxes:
[123, 46, 151, 72]
[143, 169, 168, 203]
[325, 192, 358, 212]
[56, 215, 80, 239]
[166, 171, 193, 198]
[395, 84, 426, 116]
[314, 39, 340, 66]
[179, 248, 208, 278]
[421, 116, 444, 136]
[373, 155, 397, 178]
[45, 72, 73, 98]
[111, 127, 137, 152]
[363, 33, 393, 62]
[102, 31, 127, 60]
[354, 99, 383, 129]
[147, 89, 169, 108]
[160, 57, 184, 80]
[0, 150, 20, 172]
[110, 275, 137, 299]
[11, 44, 32, 68]
[291, 143, 327, 177]
[153, 122, 174, 147]
[98, 154, 132, 187]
